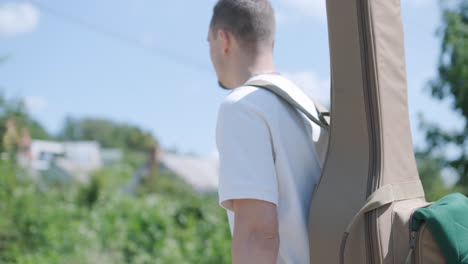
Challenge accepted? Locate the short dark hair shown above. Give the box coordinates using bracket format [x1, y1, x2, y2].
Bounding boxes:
[210, 0, 276, 52]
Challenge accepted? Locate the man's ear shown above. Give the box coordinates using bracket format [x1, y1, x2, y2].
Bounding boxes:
[218, 29, 231, 55]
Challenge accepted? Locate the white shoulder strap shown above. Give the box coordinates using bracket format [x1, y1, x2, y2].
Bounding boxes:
[246, 80, 330, 129]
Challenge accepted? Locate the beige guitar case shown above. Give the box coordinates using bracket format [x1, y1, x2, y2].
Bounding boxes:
[307, 0, 445, 263]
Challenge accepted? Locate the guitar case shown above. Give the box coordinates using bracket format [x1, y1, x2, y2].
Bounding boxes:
[307, 0, 444, 263]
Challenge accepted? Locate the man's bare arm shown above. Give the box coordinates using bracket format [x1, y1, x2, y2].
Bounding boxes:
[232, 199, 279, 264]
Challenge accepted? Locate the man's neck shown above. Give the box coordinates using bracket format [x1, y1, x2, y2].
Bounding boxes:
[232, 53, 276, 88]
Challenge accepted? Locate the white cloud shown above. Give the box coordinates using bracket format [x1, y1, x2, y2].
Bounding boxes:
[0, 2, 40, 37]
[285, 70, 330, 106]
[278, 0, 326, 22]
[24, 96, 48, 112]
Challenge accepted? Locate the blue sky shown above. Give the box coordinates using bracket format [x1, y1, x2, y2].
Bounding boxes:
[0, 0, 462, 157]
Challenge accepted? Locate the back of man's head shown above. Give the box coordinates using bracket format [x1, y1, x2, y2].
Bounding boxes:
[210, 0, 276, 53]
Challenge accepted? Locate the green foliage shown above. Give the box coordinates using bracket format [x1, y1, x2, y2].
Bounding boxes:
[0, 161, 231, 264]
[77, 176, 101, 209]
[58, 117, 157, 152]
[416, 152, 453, 201]
[0, 161, 91, 264]
[0, 93, 52, 153]
[421, 1, 468, 194]
[139, 170, 198, 200]
[89, 192, 231, 264]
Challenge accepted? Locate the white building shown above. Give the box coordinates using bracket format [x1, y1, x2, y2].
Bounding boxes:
[160, 152, 219, 192]
[26, 140, 103, 183]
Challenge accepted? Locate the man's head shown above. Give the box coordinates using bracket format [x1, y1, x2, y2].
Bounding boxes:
[208, 0, 276, 89]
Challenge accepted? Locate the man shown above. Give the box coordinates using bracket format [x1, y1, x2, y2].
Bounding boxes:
[208, 0, 323, 263]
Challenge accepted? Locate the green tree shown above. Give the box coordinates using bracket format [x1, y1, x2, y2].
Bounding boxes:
[0, 94, 52, 153]
[58, 117, 157, 152]
[416, 152, 453, 201]
[421, 1, 468, 194]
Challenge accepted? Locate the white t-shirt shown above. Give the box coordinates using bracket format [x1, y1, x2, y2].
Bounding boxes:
[216, 73, 323, 264]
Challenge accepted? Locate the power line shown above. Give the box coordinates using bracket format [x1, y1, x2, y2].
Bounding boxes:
[30, 0, 212, 73]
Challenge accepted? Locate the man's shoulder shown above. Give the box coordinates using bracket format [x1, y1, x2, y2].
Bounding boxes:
[220, 85, 280, 113]
[218, 74, 301, 121]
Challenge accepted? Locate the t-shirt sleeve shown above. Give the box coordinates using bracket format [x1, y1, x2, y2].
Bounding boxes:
[216, 100, 278, 212]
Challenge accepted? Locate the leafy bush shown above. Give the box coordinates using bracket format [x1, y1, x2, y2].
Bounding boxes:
[0, 162, 231, 264]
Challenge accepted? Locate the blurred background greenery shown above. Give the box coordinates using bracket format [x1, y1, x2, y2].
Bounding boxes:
[416, 0, 468, 200]
[0, 89, 231, 263]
